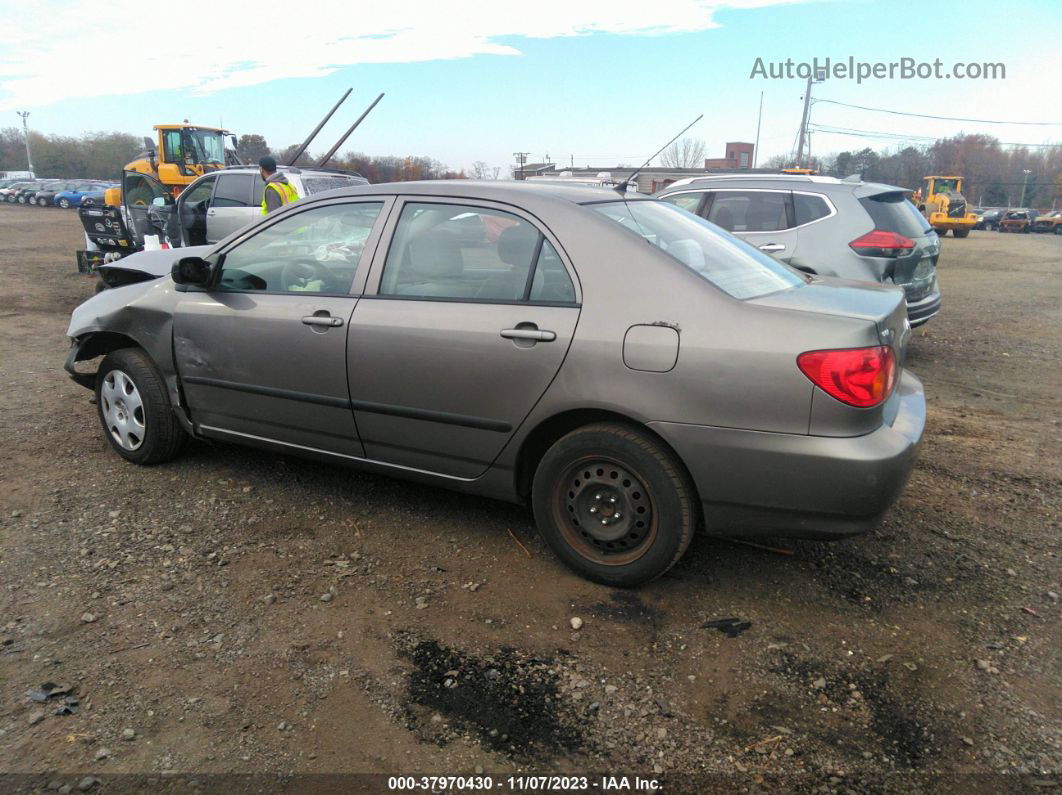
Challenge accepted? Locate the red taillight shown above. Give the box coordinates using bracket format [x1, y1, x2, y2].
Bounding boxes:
[849, 229, 915, 257]
[797, 346, 896, 408]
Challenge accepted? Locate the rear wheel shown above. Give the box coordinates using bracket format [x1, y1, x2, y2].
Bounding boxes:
[37, 197, 48, 207]
[58, 198, 71, 209]
[532, 423, 696, 586]
[936, 229, 948, 237]
[953, 228, 970, 238]
[95, 349, 185, 465]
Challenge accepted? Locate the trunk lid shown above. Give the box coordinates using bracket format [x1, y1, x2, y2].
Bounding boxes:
[751, 278, 911, 362]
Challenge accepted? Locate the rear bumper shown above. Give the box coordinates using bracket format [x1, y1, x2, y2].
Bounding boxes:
[905, 288, 941, 327]
[649, 370, 926, 539]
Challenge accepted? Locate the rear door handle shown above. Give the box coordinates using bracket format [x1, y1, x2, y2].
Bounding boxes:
[501, 327, 556, 342]
[758, 243, 786, 252]
[302, 315, 343, 327]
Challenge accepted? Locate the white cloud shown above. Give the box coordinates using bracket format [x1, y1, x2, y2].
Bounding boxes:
[0, 0, 803, 109]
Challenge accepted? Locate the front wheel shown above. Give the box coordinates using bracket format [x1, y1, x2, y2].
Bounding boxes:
[532, 423, 697, 586]
[95, 349, 186, 465]
[58, 198, 71, 209]
[953, 228, 970, 238]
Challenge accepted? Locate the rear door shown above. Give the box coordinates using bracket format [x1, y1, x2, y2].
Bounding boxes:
[701, 189, 800, 264]
[347, 198, 581, 479]
[208, 173, 257, 242]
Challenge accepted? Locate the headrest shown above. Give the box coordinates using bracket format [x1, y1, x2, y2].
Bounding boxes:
[497, 223, 540, 267]
[408, 230, 464, 279]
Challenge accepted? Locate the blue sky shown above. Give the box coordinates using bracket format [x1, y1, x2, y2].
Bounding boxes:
[2, 0, 1060, 173]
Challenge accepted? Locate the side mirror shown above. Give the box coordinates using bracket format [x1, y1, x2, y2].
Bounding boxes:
[151, 196, 171, 207]
[172, 256, 213, 286]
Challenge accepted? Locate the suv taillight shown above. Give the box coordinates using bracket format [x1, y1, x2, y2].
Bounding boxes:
[849, 229, 915, 257]
[797, 346, 896, 408]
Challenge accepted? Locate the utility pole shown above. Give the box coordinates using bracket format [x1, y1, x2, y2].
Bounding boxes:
[1019, 169, 1032, 208]
[794, 69, 825, 167]
[753, 91, 763, 169]
[513, 151, 530, 180]
[17, 111, 34, 174]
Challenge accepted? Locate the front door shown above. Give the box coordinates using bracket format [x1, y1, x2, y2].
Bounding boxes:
[173, 199, 389, 458]
[348, 199, 580, 479]
[207, 172, 258, 242]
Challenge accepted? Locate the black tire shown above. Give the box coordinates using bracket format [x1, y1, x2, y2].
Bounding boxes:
[37, 197, 48, 207]
[531, 423, 696, 586]
[936, 229, 947, 237]
[95, 348, 185, 465]
[953, 228, 970, 238]
[59, 198, 71, 209]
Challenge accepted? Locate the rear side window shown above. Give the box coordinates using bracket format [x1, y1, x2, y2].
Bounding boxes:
[380, 202, 575, 303]
[859, 193, 931, 236]
[707, 191, 788, 232]
[793, 193, 832, 225]
[212, 174, 254, 207]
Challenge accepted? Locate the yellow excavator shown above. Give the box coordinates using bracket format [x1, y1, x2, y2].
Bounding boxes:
[913, 176, 977, 237]
[100, 123, 240, 207]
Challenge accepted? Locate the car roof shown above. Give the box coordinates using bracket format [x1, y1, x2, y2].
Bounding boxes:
[657, 173, 910, 198]
[305, 179, 648, 206]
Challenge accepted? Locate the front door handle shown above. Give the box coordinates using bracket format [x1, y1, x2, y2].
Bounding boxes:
[207, 210, 217, 217]
[758, 243, 786, 252]
[302, 314, 343, 328]
[501, 327, 556, 342]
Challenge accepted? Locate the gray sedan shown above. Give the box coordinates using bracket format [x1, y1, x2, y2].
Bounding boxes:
[65, 181, 925, 586]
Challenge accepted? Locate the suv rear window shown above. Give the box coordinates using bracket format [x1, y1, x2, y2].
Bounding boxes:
[859, 192, 932, 237]
[301, 175, 367, 196]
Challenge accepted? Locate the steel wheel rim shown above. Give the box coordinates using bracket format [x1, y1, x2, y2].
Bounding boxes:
[555, 456, 656, 565]
[100, 369, 146, 451]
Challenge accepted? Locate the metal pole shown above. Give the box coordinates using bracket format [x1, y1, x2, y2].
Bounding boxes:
[795, 77, 811, 167]
[17, 112, 34, 174]
[1019, 170, 1031, 207]
[287, 88, 352, 166]
[316, 93, 384, 168]
[753, 91, 763, 169]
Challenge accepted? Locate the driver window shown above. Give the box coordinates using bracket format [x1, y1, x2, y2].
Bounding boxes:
[215, 202, 384, 294]
[182, 176, 216, 206]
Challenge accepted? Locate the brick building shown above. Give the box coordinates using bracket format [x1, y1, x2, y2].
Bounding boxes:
[704, 142, 755, 170]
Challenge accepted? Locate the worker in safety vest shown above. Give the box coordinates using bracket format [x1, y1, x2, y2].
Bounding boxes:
[259, 156, 298, 214]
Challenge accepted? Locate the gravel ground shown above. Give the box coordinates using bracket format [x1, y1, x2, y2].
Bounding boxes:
[0, 205, 1059, 792]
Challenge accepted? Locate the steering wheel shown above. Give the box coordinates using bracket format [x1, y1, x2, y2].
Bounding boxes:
[281, 259, 340, 293]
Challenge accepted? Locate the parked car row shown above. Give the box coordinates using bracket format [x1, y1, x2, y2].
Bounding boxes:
[0, 178, 117, 208]
[973, 206, 1060, 233]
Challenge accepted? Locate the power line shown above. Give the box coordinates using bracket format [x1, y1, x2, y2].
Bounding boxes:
[811, 98, 1062, 126]
[809, 123, 1062, 148]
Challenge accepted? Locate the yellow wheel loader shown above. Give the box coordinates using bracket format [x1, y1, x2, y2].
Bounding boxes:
[913, 176, 977, 238]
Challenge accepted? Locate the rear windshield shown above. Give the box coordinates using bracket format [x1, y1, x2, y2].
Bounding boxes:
[859, 193, 932, 237]
[300, 174, 368, 195]
[591, 200, 803, 300]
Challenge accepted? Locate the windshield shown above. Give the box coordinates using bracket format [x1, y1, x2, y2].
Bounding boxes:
[185, 130, 226, 164]
[590, 200, 803, 299]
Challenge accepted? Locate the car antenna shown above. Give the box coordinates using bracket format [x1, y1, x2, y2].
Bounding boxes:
[316, 93, 385, 168]
[287, 88, 353, 167]
[617, 114, 704, 193]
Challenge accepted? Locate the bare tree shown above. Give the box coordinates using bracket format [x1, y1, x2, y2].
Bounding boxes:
[471, 161, 491, 180]
[660, 137, 706, 168]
